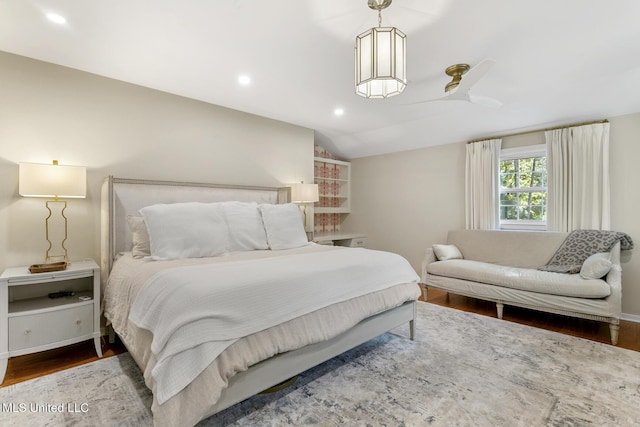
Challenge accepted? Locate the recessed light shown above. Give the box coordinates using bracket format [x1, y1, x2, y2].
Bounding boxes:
[238, 75, 251, 85]
[46, 13, 67, 25]
[334, 108, 344, 116]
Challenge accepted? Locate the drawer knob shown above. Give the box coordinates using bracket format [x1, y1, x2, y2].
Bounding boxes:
[24, 329, 31, 335]
[75, 319, 82, 325]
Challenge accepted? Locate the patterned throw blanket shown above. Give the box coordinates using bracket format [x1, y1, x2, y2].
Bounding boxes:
[539, 229, 634, 274]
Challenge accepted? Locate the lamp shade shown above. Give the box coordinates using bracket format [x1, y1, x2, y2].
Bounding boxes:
[19, 162, 86, 198]
[290, 183, 319, 203]
[355, 26, 406, 98]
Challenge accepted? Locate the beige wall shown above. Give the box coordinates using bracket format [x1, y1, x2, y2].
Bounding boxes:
[609, 113, 640, 318]
[343, 142, 466, 273]
[346, 112, 640, 318]
[0, 52, 314, 271]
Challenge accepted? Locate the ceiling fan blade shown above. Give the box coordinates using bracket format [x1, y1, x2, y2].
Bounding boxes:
[404, 91, 469, 105]
[469, 94, 503, 108]
[404, 97, 442, 105]
[454, 59, 496, 94]
[405, 92, 499, 107]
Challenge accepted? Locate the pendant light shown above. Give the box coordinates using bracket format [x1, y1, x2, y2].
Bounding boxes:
[355, 0, 407, 98]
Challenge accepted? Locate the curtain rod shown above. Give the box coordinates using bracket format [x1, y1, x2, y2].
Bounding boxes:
[467, 119, 609, 144]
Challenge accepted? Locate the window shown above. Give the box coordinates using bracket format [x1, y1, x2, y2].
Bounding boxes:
[499, 145, 547, 230]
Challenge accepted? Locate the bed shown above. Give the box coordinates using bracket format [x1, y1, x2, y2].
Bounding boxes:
[100, 176, 421, 427]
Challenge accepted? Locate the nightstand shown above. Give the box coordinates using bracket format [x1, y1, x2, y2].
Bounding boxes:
[0, 260, 102, 382]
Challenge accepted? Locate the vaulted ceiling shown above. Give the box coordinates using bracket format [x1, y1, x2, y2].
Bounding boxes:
[2, 0, 639, 158]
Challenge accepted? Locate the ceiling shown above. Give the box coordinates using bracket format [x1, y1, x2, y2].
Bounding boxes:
[1, 0, 640, 159]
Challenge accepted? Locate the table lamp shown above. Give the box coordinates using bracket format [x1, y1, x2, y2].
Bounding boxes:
[19, 160, 86, 265]
[290, 182, 319, 231]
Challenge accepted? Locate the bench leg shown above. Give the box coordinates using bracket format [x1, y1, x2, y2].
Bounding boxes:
[108, 324, 116, 344]
[409, 319, 415, 341]
[496, 303, 504, 320]
[609, 322, 620, 345]
[420, 284, 428, 301]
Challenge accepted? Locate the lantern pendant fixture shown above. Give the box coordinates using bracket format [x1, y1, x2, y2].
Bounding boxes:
[355, 0, 407, 99]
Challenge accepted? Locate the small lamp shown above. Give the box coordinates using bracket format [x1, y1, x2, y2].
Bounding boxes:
[19, 160, 86, 265]
[290, 182, 319, 231]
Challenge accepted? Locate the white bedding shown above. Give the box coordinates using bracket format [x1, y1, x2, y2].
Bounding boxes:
[104, 244, 421, 426]
[129, 246, 419, 403]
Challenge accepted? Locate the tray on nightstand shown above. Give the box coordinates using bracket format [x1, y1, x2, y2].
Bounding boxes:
[28, 262, 67, 274]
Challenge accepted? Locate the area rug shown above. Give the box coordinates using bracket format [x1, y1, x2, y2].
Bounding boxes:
[1, 302, 639, 426]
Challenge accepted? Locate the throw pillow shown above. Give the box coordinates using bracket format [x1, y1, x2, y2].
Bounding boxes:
[579, 252, 612, 280]
[140, 202, 229, 260]
[259, 203, 309, 250]
[433, 244, 463, 261]
[222, 201, 269, 252]
[127, 215, 151, 258]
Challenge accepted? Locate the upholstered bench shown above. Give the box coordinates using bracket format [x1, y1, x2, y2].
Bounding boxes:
[422, 229, 626, 344]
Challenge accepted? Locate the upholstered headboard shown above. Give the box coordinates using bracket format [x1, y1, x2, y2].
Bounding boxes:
[100, 176, 290, 283]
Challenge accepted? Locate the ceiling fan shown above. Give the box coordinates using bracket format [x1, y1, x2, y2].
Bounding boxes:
[413, 59, 503, 108]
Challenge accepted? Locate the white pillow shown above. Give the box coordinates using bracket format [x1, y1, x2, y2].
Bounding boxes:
[579, 252, 612, 280]
[127, 215, 150, 258]
[258, 203, 309, 250]
[222, 201, 268, 252]
[140, 202, 228, 260]
[432, 244, 463, 261]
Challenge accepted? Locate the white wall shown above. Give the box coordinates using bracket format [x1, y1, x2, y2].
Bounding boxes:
[0, 52, 314, 271]
[346, 112, 640, 317]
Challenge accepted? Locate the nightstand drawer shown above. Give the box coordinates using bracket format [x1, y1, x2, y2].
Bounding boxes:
[8, 304, 94, 352]
[350, 237, 367, 247]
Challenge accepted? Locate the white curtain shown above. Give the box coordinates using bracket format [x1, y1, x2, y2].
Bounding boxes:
[545, 122, 610, 231]
[465, 138, 502, 229]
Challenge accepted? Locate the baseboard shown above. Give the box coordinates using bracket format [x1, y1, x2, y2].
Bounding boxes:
[621, 312, 640, 323]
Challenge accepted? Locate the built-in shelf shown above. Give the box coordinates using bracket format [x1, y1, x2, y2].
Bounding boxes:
[313, 150, 366, 245]
[314, 177, 349, 182]
[315, 207, 350, 213]
[314, 156, 351, 214]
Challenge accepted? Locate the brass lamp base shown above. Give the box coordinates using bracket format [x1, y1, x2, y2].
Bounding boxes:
[44, 199, 70, 264]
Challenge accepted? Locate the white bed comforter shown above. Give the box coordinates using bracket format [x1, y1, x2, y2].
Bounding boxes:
[128, 247, 419, 404]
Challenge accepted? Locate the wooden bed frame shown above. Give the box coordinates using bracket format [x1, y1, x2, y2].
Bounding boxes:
[100, 176, 417, 420]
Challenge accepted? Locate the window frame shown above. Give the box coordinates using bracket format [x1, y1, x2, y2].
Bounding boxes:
[499, 144, 548, 231]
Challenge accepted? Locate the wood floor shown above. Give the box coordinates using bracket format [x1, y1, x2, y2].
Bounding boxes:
[424, 287, 640, 351]
[1, 288, 638, 388]
[1, 336, 126, 387]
